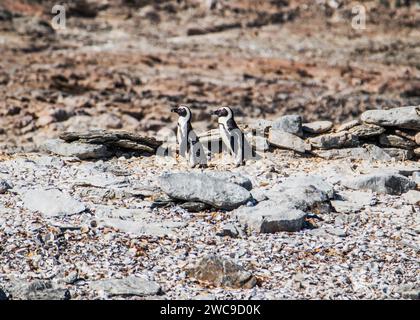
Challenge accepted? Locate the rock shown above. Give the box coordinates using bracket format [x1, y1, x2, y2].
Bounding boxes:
[308, 131, 358, 149]
[216, 223, 243, 238]
[331, 190, 373, 213]
[236, 203, 307, 233]
[414, 148, 420, 157]
[379, 134, 416, 149]
[13, 17, 55, 37]
[268, 130, 311, 153]
[186, 255, 257, 289]
[248, 119, 273, 134]
[382, 148, 414, 160]
[7, 280, 70, 300]
[159, 172, 252, 210]
[246, 134, 270, 152]
[402, 190, 420, 205]
[325, 227, 347, 237]
[22, 188, 86, 217]
[0, 180, 11, 194]
[235, 175, 333, 233]
[302, 121, 333, 134]
[342, 173, 416, 195]
[416, 132, 420, 145]
[360, 106, 420, 130]
[313, 146, 391, 161]
[413, 172, 420, 186]
[271, 115, 303, 137]
[180, 201, 210, 212]
[203, 171, 252, 191]
[99, 218, 186, 237]
[336, 119, 360, 132]
[42, 139, 109, 159]
[90, 276, 162, 297]
[348, 124, 385, 138]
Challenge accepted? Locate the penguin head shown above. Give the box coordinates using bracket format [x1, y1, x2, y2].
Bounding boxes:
[211, 107, 233, 119]
[171, 105, 191, 121]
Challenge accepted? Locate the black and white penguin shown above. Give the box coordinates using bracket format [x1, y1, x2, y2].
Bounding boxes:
[211, 106, 245, 166]
[171, 105, 207, 167]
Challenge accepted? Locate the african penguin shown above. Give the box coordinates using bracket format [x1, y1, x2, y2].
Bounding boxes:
[171, 105, 207, 167]
[211, 106, 245, 166]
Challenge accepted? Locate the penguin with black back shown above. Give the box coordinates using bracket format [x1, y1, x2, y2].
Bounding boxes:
[171, 105, 207, 167]
[211, 106, 245, 166]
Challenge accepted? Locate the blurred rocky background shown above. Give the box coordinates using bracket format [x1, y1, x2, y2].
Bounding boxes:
[0, 0, 419, 152]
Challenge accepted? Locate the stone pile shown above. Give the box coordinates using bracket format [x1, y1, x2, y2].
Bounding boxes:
[241, 105, 420, 161]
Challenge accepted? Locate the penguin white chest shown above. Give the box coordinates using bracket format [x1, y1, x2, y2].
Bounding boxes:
[219, 123, 232, 150]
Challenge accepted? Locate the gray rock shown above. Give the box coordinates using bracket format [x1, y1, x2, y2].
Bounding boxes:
[6, 280, 70, 300]
[236, 203, 307, 233]
[379, 134, 416, 149]
[216, 223, 243, 238]
[360, 105, 420, 130]
[268, 130, 311, 153]
[348, 124, 385, 138]
[313, 146, 391, 161]
[415, 132, 420, 145]
[248, 119, 273, 134]
[42, 139, 108, 159]
[159, 172, 252, 210]
[22, 188, 86, 217]
[235, 175, 333, 233]
[325, 227, 347, 237]
[186, 255, 257, 289]
[246, 134, 270, 152]
[382, 148, 414, 160]
[0, 180, 11, 194]
[414, 147, 420, 157]
[413, 172, 420, 185]
[308, 131, 358, 149]
[271, 115, 303, 136]
[90, 276, 162, 297]
[302, 121, 333, 134]
[203, 171, 252, 191]
[342, 173, 416, 195]
[180, 201, 210, 212]
[331, 190, 373, 213]
[336, 119, 360, 132]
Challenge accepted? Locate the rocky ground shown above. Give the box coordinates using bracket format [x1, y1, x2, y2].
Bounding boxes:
[0, 0, 419, 300]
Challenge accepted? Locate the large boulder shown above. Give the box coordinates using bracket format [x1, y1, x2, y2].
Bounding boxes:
[42, 139, 109, 159]
[308, 131, 358, 149]
[360, 106, 420, 130]
[159, 172, 252, 210]
[302, 121, 333, 134]
[379, 134, 416, 149]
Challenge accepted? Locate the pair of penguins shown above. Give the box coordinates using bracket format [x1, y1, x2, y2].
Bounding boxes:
[171, 105, 245, 167]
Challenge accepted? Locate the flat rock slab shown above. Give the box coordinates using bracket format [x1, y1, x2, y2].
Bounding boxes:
[348, 124, 385, 138]
[402, 190, 420, 205]
[331, 190, 373, 213]
[5, 280, 70, 300]
[186, 255, 257, 289]
[203, 171, 252, 190]
[42, 139, 108, 159]
[268, 130, 311, 153]
[90, 276, 162, 297]
[360, 106, 420, 130]
[22, 188, 86, 217]
[313, 144, 393, 161]
[379, 134, 416, 149]
[159, 172, 252, 210]
[342, 173, 416, 195]
[302, 121, 333, 134]
[308, 131, 358, 149]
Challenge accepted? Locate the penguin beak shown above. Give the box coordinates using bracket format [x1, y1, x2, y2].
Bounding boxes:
[211, 109, 219, 116]
[171, 107, 179, 114]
